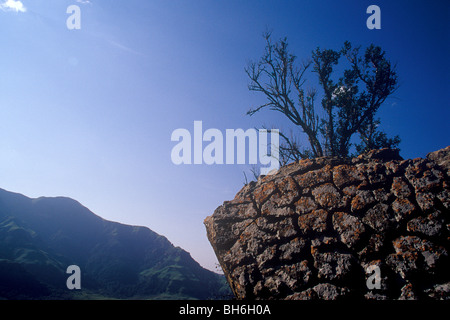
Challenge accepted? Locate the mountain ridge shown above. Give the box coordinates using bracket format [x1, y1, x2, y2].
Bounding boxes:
[0, 188, 231, 300]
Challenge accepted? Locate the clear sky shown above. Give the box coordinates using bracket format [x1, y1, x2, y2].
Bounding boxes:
[0, 0, 448, 271]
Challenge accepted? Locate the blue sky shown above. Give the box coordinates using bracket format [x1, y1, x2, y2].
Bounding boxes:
[0, 0, 448, 271]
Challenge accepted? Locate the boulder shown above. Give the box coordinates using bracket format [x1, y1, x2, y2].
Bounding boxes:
[205, 147, 450, 300]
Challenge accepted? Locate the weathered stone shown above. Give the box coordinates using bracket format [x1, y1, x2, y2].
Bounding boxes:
[272, 176, 300, 207]
[310, 236, 338, 252]
[437, 183, 450, 209]
[391, 176, 412, 198]
[294, 196, 317, 214]
[332, 212, 366, 249]
[351, 190, 375, 213]
[425, 282, 450, 300]
[256, 244, 278, 268]
[224, 240, 247, 266]
[387, 236, 448, 278]
[312, 183, 341, 209]
[298, 209, 328, 234]
[392, 198, 416, 222]
[399, 282, 417, 300]
[415, 192, 436, 212]
[386, 251, 420, 279]
[261, 200, 294, 216]
[313, 252, 355, 281]
[407, 211, 444, 237]
[358, 233, 385, 259]
[365, 292, 389, 300]
[333, 164, 365, 188]
[362, 203, 395, 232]
[275, 261, 312, 292]
[293, 165, 332, 188]
[365, 162, 389, 185]
[373, 187, 390, 202]
[405, 160, 443, 193]
[253, 180, 277, 206]
[205, 147, 450, 300]
[285, 290, 315, 300]
[415, 170, 442, 192]
[255, 216, 297, 239]
[286, 283, 350, 300]
[427, 146, 450, 176]
[342, 185, 357, 196]
[279, 237, 307, 261]
[310, 283, 350, 300]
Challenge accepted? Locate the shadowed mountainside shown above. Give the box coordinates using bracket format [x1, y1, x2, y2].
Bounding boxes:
[0, 188, 231, 300]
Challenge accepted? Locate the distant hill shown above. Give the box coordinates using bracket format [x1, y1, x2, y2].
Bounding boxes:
[0, 188, 231, 300]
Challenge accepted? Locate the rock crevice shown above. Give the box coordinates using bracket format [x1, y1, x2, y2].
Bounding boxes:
[205, 147, 450, 300]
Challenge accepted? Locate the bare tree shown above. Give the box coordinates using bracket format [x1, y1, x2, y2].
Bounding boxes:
[246, 32, 400, 160]
[246, 32, 323, 159]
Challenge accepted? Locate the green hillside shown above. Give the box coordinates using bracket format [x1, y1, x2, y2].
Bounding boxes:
[0, 188, 231, 300]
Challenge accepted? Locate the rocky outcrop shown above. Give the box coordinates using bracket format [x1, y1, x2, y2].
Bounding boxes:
[205, 147, 450, 300]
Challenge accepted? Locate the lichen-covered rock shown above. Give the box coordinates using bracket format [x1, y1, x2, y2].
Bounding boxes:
[205, 147, 450, 300]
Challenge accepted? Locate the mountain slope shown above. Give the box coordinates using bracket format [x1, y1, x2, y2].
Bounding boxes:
[0, 188, 231, 300]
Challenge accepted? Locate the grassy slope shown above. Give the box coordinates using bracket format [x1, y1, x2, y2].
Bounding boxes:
[0, 188, 231, 300]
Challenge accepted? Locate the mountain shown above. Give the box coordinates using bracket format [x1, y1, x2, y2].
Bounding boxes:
[0, 188, 231, 300]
